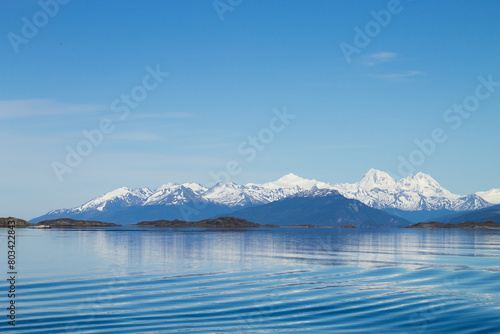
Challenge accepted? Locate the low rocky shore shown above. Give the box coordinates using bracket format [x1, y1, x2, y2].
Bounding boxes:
[134, 217, 279, 228]
[4, 216, 354, 229]
[0, 217, 32, 228]
[284, 224, 357, 228]
[404, 220, 500, 229]
[36, 218, 120, 228]
[7, 216, 499, 230]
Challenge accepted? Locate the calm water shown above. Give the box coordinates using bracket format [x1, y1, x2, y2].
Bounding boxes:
[1, 227, 500, 333]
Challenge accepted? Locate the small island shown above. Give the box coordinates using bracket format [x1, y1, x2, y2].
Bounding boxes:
[134, 217, 279, 228]
[1, 216, 359, 229]
[37, 218, 120, 228]
[285, 224, 357, 228]
[404, 220, 500, 229]
[286, 224, 322, 228]
[0, 217, 33, 228]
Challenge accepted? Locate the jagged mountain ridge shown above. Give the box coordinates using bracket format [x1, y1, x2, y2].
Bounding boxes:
[40, 173, 329, 219]
[230, 188, 411, 228]
[32, 170, 494, 224]
[332, 169, 491, 211]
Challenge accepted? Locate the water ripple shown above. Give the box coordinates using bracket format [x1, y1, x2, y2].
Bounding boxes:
[2, 228, 500, 333]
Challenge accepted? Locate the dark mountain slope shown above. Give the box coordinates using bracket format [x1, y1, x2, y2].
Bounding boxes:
[230, 190, 411, 228]
[441, 204, 500, 224]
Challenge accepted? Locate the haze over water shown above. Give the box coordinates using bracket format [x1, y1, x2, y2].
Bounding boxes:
[1, 227, 500, 333]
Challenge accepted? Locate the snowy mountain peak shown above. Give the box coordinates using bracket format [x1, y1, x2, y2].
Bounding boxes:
[156, 183, 177, 191]
[180, 183, 208, 193]
[399, 172, 450, 196]
[104, 187, 134, 196]
[203, 182, 256, 206]
[453, 194, 492, 211]
[358, 169, 396, 190]
[332, 169, 491, 211]
[477, 189, 500, 205]
[409, 172, 438, 183]
[260, 173, 331, 190]
[211, 182, 239, 189]
[34, 169, 495, 224]
[93, 186, 151, 202]
[79, 186, 153, 212]
[278, 173, 305, 183]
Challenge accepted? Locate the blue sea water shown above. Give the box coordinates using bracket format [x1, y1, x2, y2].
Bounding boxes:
[1, 227, 500, 333]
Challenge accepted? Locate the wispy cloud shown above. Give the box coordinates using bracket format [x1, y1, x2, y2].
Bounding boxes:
[133, 112, 196, 120]
[182, 142, 235, 150]
[0, 99, 107, 120]
[354, 52, 424, 82]
[312, 144, 378, 150]
[359, 52, 397, 66]
[369, 70, 424, 81]
[108, 132, 165, 142]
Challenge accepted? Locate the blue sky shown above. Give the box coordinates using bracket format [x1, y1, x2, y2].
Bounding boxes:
[1, 0, 500, 219]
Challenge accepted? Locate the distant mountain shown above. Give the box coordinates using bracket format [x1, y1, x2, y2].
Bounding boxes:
[31, 170, 495, 225]
[332, 169, 491, 212]
[33, 202, 233, 225]
[381, 208, 461, 223]
[476, 189, 500, 205]
[230, 189, 411, 228]
[440, 204, 500, 224]
[31, 173, 330, 224]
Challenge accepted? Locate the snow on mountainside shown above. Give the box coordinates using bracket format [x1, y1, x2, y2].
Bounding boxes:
[256, 173, 331, 190]
[356, 169, 397, 191]
[47, 187, 153, 215]
[331, 169, 491, 211]
[38, 174, 334, 221]
[37, 170, 495, 222]
[476, 189, 500, 205]
[201, 173, 332, 207]
[144, 183, 208, 206]
[203, 182, 265, 207]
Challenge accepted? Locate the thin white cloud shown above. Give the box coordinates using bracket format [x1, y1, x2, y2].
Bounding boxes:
[360, 52, 397, 66]
[0, 99, 107, 120]
[133, 112, 196, 120]
[90, 151, 228, 171]
[370, 52, 397, 61]
[182, 142, 235, 150]
[370, 70, 423, 80]
[314, 144, 378, 150]
[108, 132, 164, 142]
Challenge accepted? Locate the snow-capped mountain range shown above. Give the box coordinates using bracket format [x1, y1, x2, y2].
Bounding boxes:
[35, 169, 497, 222]
[333, 169, 492, 211]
